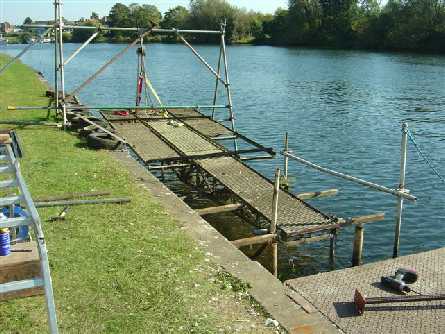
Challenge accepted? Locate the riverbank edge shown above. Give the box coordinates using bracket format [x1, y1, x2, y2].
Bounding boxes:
[110, 150, 340, 334]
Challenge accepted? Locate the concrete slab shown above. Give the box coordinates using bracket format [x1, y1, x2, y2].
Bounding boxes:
[286, 248, 445, 334]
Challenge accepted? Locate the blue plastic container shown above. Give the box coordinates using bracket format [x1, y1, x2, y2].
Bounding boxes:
[0, 230, 10, 256]
[2, 205, 29, 240]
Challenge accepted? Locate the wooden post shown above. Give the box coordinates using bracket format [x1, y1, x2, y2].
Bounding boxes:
[329, 229, 337, 266]
[271, 168, 280, 277]
[393, 123, 408, 258]
[352, 224, 364, 266]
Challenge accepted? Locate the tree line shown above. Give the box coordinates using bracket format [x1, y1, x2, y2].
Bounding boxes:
[24, 0, 445, 53]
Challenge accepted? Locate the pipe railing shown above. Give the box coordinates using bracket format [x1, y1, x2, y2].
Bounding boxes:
[7, 105, 228, 111]
[282, 123, 415, 263]
[21, 24, 222, 35]
[282, 151, 416, 201]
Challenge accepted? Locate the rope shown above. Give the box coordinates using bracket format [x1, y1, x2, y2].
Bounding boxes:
[143, 71, 169, 117]
[407, 130, 445, 184]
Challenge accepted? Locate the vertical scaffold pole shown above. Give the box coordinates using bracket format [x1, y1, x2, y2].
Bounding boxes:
[56, 0, 67, 127]
[393, 123, 408, 258]
[136, 37, 142, 106]
[271, 168, 280, 277]
[284, 132, 289, 180]
[53, 0, 59, 116]
[220, 22, 238, 152]
[211, 36, 223, 120]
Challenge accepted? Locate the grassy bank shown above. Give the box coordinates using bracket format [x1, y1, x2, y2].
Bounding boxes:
[0, 54, 275, 333]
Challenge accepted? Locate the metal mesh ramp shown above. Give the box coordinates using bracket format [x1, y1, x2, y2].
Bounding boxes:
[111, 122, 179, 162]
[198, 157, 331, 237]
[104, 109, 234, 139]
[148, 120, 221, 156]
[285, 248, 445, 334]
[104, 110, 332, 239]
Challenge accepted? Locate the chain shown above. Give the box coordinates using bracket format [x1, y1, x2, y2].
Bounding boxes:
[407, 130, 445, 184]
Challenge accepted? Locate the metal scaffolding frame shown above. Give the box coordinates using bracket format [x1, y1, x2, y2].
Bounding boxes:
[21, 0, 237, 140]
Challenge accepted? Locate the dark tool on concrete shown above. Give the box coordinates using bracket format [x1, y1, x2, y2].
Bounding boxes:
[354, 289, 445, 315]
[381, 268, 418, 293]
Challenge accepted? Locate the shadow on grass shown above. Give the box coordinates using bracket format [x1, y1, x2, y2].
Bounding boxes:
[74, 141, 91, 150]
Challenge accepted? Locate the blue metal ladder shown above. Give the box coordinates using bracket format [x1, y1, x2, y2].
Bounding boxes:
[0, 138, 58, 334]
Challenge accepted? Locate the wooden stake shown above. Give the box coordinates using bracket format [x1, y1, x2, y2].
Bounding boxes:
[352, 224, 364, 266]
[285, 234, 331, 247]
[231, 234, 276, 248]
[196, 203, 242, 216]
[329, 229, 337, 266]
[272, 242, 278, 277]
[296, 212, 385, 235]
[296, 189, 338, 200]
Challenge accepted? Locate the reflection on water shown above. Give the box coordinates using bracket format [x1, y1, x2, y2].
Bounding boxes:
[3, 44, 445, 279]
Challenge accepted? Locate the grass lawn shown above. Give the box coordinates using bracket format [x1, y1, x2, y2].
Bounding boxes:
[0, 54, 277, 333]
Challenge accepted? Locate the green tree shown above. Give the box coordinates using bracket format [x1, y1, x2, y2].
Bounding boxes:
[351, 0, 382, 48]
[23, 17, 33, 25]
[263, 8, 290, 44]
[129, 3, 162, 28]
[379, 0, 445, 51]
[318, 0, 358, 46]
[161, 6, 190, 29]
[71, 20, 98, 42]
[108, 3, 131, 27]
[288, 0, 322, 44]
[90, 12, 99, 20]
[189, 0, 237, 41]
[108, 3, 131, 39]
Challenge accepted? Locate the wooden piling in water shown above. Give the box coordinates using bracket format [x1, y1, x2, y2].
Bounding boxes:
[329, 229, 337, 266]
[352, 224, 364, 266]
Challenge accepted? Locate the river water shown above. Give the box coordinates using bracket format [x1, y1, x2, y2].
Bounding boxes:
[3, 43, 445, 279]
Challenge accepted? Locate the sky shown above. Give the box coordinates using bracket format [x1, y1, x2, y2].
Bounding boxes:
[0, 0, 289, 25]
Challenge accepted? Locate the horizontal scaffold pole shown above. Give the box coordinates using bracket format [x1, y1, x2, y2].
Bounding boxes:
[35, 197, 131, 208]
[21, 24, 221, 35]
[7, 105, 228, 111]
[283, 152, 416, 201]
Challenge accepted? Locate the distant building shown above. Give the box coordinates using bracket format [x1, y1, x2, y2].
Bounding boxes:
[0, 22, 13, 33]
